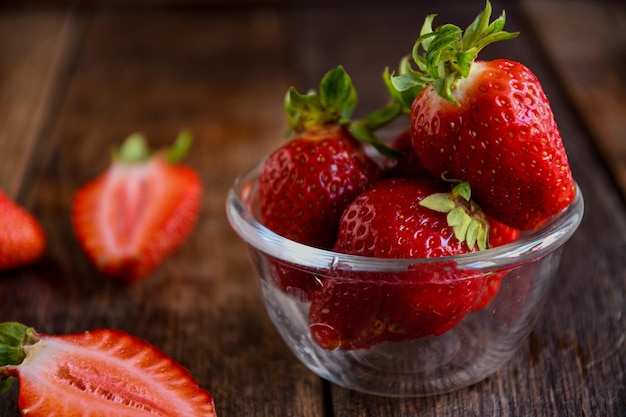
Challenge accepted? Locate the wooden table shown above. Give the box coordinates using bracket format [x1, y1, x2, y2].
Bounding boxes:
[1, 0, 624, 415]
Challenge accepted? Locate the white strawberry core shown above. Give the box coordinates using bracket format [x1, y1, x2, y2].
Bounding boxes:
[100, 158, 166, 260]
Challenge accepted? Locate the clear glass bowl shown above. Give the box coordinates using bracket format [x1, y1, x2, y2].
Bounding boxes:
[226, 160, 584, 397]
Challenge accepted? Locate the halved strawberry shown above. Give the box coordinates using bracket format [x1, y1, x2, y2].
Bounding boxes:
[0, 322, 217, 416]
[0, 189, 45, 271]
[72, 131, 202, 283]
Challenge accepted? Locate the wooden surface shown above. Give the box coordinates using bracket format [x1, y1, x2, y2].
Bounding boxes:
[0, 1, 624, 416]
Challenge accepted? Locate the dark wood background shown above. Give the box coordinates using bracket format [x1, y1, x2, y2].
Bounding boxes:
[1, 0, 624, 416]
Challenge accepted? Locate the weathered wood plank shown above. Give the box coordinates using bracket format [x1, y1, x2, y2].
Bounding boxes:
[0, 8, 323, 417]
[522, 0, 626, 202]
[0, 10, 79, 199]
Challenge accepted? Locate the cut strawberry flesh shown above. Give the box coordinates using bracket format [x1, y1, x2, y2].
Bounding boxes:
[11, 329, 216, 416]
[72, 155, 201, 281]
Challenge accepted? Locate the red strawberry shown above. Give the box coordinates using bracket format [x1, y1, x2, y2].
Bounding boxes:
[309, 178, 519, 349]
[390, 2, 576, 230]
[382, 129, 431, 179]
[259, 67, 390, 250]
[309, 281, 388, 350]
[258, 66, 400, 300]
[72, 131, 202, 283]
[473, 215, 521, 310]
[0, 189, 45, 271]
[259, 125, 381, 249]
[0, 322, 217, 416]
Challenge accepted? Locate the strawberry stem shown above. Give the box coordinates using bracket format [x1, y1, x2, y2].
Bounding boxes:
[116, 133, 151, 163]
[165, 130, 193, 163]
[388, 0, 519, 106]
[113, 131, 193, 165]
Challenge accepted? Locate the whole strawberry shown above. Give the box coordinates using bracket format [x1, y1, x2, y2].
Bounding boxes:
[259, 66, 388, 250]
[259, 125, 380, 250]
[258, 67, 400, 299]
[0, 322, 217, 416]
[72, 131, 202, 283]
[0, 189, 45, 271]
[309, 178, 519, 350]
[390, 1, 576, 230]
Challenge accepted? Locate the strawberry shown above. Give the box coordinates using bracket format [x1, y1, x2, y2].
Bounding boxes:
[259, 66, 393, 249]
[72, 131, 202, 283]
[0, 189, 45, 271]
[389, 1, 576, 230]
[309, 178, 519, 350]
[259, 125, 381, 250]
[382, 129, 431, 180]
[0, 322, 217, 416]
[258, 66, 401, 299]
[309, 281, 388, 350]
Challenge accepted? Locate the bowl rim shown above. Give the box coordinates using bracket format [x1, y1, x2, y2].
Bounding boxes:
[226, 160, 584, 273]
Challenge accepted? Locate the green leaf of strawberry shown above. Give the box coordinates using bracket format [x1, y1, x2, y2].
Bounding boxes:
[419, 181, 489, 251]
[285, 66, 401, 157]
[285, 66, 357, 133]
[390, 1, 518, 105]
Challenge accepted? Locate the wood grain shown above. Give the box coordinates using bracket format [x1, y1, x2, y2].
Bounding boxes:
[0, 8, 322, 417]
[0, 10, 79, 199]
[522, 0, 626, 202]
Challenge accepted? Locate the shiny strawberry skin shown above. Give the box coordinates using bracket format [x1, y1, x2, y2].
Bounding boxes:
[72, 155, 201, 283]
[259, 125, 381, 250]
[309, 280, 388, 350]
[310, 178, 519, 349]
[382, 129, 431, 180]
[411, 59, 576, 230]
[0, 190, 45, 271]
[258, 126, 381, 301]
[334, 178, 472, 258]
[1, 326, 216, 416]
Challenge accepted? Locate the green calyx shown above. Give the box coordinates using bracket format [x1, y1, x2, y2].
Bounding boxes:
[285, 65, 357, 132]
[389, 1, 519, 106]
[285, 66, 402, 158]
[419, 181, 490, 251]
[112, 130, 193, 165]
[0, 322, 39, 395]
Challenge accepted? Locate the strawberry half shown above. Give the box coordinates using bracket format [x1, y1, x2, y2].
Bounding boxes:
[389, 1, 576, 230]
[309, 178, 519, 350]
[72, 131, 202, 283]
[0, 189, 45, 271]
[0, 322, 217, 416]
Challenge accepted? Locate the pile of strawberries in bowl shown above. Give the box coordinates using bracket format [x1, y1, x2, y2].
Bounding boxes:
[227, 2, 583, 397]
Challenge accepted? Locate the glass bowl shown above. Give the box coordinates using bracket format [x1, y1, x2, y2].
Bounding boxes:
[226, 160, 584, 397]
